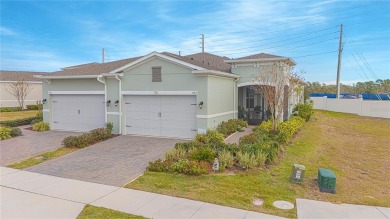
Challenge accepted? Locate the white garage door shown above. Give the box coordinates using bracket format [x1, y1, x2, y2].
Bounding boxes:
[52, 94, 105, 132]
[125, 95, 197, 139]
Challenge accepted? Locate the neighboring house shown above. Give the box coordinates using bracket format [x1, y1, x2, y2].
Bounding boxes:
[36, 52, 303, 139]
[0, 71, 46, 108]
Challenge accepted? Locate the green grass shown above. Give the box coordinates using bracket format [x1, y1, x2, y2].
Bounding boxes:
[126, 110, 390, 218]
[77, 205, 146, 219]
[0, 110, 39, 121]
[7, 147, 78, 169]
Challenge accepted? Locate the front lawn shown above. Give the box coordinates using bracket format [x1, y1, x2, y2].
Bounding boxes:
[126, 110, 390, 218]
[77, 205, 146, 219]
[0, 110, 39, 121]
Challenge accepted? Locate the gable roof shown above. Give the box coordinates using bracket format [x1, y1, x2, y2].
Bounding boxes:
[34, 51, 295, 77]
[0, 70, 47, 82]
[234, 53, 284, 60]
[49, 57, 141, 76]
[109, 52, 207, 74]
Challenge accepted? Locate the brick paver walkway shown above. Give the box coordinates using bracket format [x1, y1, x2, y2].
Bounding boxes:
[224, 126, 254, 144]
[0, 126, 79, 166]
[26, 136, 182, 186]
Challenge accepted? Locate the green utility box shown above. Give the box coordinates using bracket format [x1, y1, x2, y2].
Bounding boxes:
[318, 168, 336, 194]
[290, 164, 305, 183]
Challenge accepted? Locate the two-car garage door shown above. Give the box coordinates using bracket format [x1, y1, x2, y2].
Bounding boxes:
[52, 94, 105, 132]
[124, 95, 197, 139]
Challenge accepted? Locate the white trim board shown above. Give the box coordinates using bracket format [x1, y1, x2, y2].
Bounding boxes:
[48, 91, 105, 95]
[197, 111, 237, 119]
[121, 91, 198, 95]
[110, 52, 206, 74]
[107, 112, 121, 115]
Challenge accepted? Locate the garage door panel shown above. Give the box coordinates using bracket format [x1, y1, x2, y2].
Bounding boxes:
[52, 94, 105, 132]
[125, 95, 196, 139]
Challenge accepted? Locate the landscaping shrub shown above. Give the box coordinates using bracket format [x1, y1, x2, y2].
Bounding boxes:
[216, 119, 248, 137]
[9, 127, 22, 137]
[147, 159, 174, 172]
[236, 151, 257, 170]
[174, 141, 204, 152]
[293, 101, 314, 121]
[0, 107, 22, 112]
[206, 130, 225, 144]
[62, 123, 113, 148]
[165, 148, 187, 161]
[253, 120, 273, 132]
[30, 118, 42, 125]
[218, 150, 234, 169]
[26, 104, 43, 110]
[171, 159, 211, 175]
[0, 116, 41, 127]
[147, 159, 211, 175]
[0, 126, 11, 140]
[189, 147, 216, 163]
[277, 116, 305, 143]
[32, 122, 50, 132]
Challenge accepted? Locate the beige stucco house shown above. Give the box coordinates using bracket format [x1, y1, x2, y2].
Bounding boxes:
[0, 71, 46, 108]
[35, 52, 304, 139]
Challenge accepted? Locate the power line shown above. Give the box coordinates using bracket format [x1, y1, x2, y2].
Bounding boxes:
[207, 8, 388, 43]
[208, 25, 339, 47]
[291, 50, 338, 59]
[208, 31, 338, 53]
[206, 5, 368, 40]
[215, 37, 338, 56]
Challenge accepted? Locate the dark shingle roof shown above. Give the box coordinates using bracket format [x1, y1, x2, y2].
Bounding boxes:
[234, 53, 284, 60]
[38, 52, 290, 77]
[50, 57, 141, 76]
[161, 52, 231, 73]
[0, 71, 47, 81]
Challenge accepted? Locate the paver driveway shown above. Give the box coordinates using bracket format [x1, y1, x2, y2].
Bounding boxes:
[0, 126, 79, 166]
[26, 136, 182, 186]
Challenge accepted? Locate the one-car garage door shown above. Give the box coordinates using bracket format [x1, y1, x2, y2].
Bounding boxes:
[52, 94, 105, 132]
[125, 95, 197, 139]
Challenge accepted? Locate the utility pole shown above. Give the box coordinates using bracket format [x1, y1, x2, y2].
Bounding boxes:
[102, 48, 105, 63]
[201, 33, 204, 53]
[336, 24, 343, 99]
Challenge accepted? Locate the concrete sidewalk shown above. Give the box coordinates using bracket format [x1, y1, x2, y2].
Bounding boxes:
[297, 198, 390, 219]
[0, 167, 284, 219]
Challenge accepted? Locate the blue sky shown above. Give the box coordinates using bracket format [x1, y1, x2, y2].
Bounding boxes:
[1, 0, 389, 84]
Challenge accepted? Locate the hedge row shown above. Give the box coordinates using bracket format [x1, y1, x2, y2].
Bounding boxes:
[0, 116, 42, 127]
[0, 107, 22, 112]
[62, 123, 113, 148]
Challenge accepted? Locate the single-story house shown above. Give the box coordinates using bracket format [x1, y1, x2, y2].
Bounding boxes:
[36, 52, 303, 139]
[0, 71, 46, 108]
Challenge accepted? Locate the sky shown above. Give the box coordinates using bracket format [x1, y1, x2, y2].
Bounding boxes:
[1, 0, 389, 84]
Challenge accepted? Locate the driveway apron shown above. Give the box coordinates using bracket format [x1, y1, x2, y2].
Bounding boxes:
[0, 126, 79, 166]
[26, 136, 181, 186]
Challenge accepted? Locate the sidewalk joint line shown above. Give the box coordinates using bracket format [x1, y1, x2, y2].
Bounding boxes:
[376, 207, 389, 219]
[189, 202, 205, 219]
[1, 185, 87, 205]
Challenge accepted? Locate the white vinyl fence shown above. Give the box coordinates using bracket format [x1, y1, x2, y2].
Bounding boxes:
[311, 97, 390, 119]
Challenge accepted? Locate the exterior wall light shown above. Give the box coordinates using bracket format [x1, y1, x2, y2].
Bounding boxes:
[42, 98, 47, 104]
[106, 100, 111, 106]
[115, 100, 119, 107]
[199, 101, 204, 109]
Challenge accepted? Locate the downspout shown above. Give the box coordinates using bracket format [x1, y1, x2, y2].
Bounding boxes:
[234, 77, 239, 119]
[97, 75, 107, 124]
[115, 75, 122, 134]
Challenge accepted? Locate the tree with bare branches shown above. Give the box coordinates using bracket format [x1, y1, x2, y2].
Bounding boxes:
[252, 62, 303, 130]
[6, 79, 33, 109]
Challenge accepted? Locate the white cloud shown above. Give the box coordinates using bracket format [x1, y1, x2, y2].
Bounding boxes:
[0, 26, 17, 36]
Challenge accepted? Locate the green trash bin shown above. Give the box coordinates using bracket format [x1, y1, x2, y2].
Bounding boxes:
[290, 164, 305, 183]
